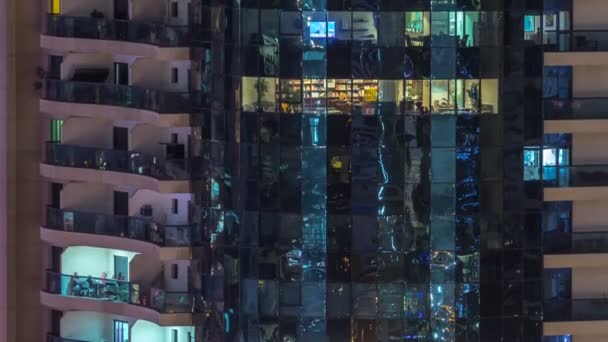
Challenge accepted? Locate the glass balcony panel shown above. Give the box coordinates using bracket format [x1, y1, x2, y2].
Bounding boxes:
[45, 270, 202, 313]
[45, 142, 199, 181]
[46, 14, 190, 47]
[544, 231, 608, 254]
[543, 165, 608, 187]
[46, 206, 199, 247]
[544, 299, 608, 321]
[544, 98, 608, 120]
[44, 79, 192, 114]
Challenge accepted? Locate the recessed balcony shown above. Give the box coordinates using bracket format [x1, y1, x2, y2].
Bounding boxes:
[544, 299, 608, 322]
[45, 206, 200, 246]
[41, 15, 190, 59]
[41, 142, 199, 193]
[42, 270, 199, 325]
[544, 231, 608, 254]
[544, 98, 608, 133]
[545, 31, 608, 66]
[43, 206, 201, 258]
[41, 79, 192, 126]
[544, 165, 608, 201]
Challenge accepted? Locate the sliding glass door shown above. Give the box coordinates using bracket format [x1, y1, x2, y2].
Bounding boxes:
[113, 320, 129, 342]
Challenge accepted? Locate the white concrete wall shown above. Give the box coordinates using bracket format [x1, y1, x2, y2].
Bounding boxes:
[60, 117, 113, 148]
[60, 0, 112, 17]
[573, 66, 608, 97]
[131, 59, 190, 91]
[132, 320, 194, 342]
[573, 0, 608, 30]
[60, 183, 114, 213]
[61, 246, 137, 279]
[60, 53, 113, 81]
[61, 311, 135, 342]
[130, 125, 191, 158]
[165, 0, 191, 26]
[163, 260, 189, 292]
[129, 189, 191, 225]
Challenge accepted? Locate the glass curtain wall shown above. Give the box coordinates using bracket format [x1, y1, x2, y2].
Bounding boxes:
[190, 0, 544, 340]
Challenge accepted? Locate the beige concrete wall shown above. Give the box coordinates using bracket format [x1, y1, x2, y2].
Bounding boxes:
[573, 66, 608, 97]
[573, 0, 608, 30]
[61, 311, 136, 342]
[573, 266, 608, 298]
[573, 200, 608, 232]
[61, 117, 113, 148]
[0, 0, 44, 339]
[572, 133, 608, 164]
[60, 53, 113, 81]
[60, 0, 112, 18]
[61, 182, 113, 213]
[573, 335, 608, 342]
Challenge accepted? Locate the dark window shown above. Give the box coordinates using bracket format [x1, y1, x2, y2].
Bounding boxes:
[172, 264, 179, 279]
[172, 199, 179, 214]
[171, 2, 179, 17]
[172, 68, 179, 83]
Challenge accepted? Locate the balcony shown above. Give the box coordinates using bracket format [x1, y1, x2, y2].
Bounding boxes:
[544, 98, 608, 133]
[41, 15, 190, 59]
[544, 231, 608, 254]
[41, 142, 199, 193]
[546, 31, 608, 53]
[545, 31, 608, 66]
[544, 98, 608, 120]
[543, 165, 608, 201]
[44, 142, 194, 180]
[44, 206, 201, 248]
[41, 80, 192, 125]
[544, 165, 608, 187]
[544, 299, 608, 322]
[42, 270, 200, 325]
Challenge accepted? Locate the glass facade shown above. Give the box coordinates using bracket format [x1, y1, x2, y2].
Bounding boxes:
[189, 0, 545, 340]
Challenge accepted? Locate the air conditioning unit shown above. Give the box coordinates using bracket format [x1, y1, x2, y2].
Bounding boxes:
[140, 205, 153, 217]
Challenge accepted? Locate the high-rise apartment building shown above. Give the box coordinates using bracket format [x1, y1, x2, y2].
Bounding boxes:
[0, 0, 604, 341]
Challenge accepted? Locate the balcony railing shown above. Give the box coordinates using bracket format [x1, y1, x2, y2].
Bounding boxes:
[545, 30, 608, 52]
[544, 98, 608, 120]
[45, 142, 200, 181]
[543, 165, 608, 187]
[46, 206, 202, 247]
[46, 14, 190, 47]
[544, 231, 608, 254]
[44, 79, 192, 114]
[45, 270, 202, 313]
[544, 299, 608, 321]
[47, 335, 88, 342]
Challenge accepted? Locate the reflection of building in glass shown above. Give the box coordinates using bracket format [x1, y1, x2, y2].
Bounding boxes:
[190, 0, 545, 341]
